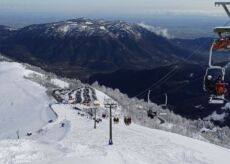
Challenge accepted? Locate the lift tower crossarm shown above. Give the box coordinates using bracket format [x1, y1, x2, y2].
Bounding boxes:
[215, 2, 230, 18]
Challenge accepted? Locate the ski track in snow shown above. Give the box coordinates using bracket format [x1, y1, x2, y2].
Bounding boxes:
[0, 61, 230, 164]
[42, 104, 230, 164]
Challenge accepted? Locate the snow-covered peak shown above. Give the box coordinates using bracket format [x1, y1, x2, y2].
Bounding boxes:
[0, 25, 17, 32]
[4, 26, 17, 31]
[23, 18, 143, 39]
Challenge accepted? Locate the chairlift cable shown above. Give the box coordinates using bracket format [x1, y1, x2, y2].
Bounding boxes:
[149, 76, 204, 100]
[134, 68, 177, 98]
[137, 70, 179, 99]
[134, 37, 214, 98]
[134, 18, 230, 100]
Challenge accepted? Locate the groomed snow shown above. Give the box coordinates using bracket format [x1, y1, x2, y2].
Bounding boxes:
[49, 104, 230, 164]
[0, 61, 56, 139]
[1, 104, 229, 164]
[0, 105, 230, 164]
[0, 61, 230, 164]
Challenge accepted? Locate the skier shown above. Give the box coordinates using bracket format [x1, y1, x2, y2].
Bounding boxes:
[215, 76, 227, 95]
[205, 75, 216, 94]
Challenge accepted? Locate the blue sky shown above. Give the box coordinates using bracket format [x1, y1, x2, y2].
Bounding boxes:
[0, 0, 228, 28]
[0, 0, 225, 16]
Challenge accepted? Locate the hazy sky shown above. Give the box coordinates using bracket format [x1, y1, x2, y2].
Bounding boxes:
[0, 0, 225, 16]
[0, 0, 228, 28]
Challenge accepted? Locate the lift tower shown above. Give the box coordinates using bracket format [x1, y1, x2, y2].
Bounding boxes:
[215, 2, 230, 17]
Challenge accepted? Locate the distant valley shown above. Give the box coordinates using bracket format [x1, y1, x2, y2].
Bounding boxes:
[1, 18, 230, 127]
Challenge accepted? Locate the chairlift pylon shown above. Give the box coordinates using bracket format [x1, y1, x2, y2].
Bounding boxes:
[215, 2, 230, 18]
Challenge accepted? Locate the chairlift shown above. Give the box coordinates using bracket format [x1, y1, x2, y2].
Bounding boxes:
[102, 113, 107, 119]
[113, 117, 119, 124]
[203, 37, 228, 104]
[147, 109, 157, 119]
[159, 93, 168, 109]
[203, 2, 230, 102]
[124, 116, 132, 126]
[213, 27, 230, 50]
[147, 109, 167, 123]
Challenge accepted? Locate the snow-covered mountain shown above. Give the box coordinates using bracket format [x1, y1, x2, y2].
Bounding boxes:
[24, 18, 142, 39]
[0, 57, 230, 163]
[0, 25, 16, 39]
[0, 18, 195, 79]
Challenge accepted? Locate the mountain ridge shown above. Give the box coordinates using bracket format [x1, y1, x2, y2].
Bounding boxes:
[0, 18, 199, 79]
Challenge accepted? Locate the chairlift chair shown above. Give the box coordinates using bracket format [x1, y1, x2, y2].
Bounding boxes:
[213, 3, 230, 50]
[113, 117, 119, 124]
[159, 93, 168, 109]
[203, 41, 228, 104]
[203, 67, 225, 92]
[124, 116, 132, 126]
[147, 109, 157, 119]
[213, 26, 230, 50]
[203, 67, 227, 104]
[102, 113, 107, 119]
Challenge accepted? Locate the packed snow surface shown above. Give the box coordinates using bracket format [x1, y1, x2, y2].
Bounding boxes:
[1, 104, 230, 164]
[0, 61, 55, 139]
[0, 61, 230, 164]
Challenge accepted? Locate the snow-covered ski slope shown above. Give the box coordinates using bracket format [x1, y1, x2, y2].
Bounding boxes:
[0, 61, 230, 164]
[0, 61, 56, 139]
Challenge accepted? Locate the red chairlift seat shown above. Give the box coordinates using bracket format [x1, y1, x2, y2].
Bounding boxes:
[213, 27, 230, 50]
